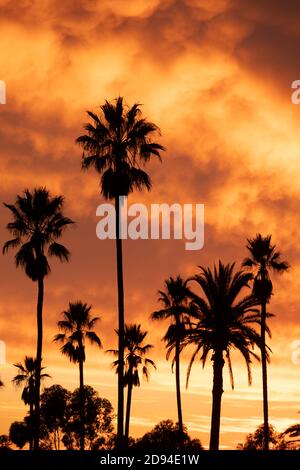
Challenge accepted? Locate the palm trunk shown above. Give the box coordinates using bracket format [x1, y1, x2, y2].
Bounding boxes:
[29, 399, 34, 450]
[54, 428, 57, 451]
[79, 358, 85, 451]
[34, 274, 44, 450]
[261, 300, 269, 450]
[209, 350, 224, 451]
[115, 195, 125, 449]
[175, 314, 183, 436]
[124, 368, 133, 447]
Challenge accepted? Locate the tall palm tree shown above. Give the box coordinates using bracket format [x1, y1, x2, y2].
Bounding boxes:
[242, 234, 288, 450]
[53, 301, 102, 451]
[3, 187, 74, 449]
[184, 261, 263, 450]
[76, 97, 164, 447]
[12, 356, 50, 450]
[108, 324, 156, 446]
[151, 276, 189, 436]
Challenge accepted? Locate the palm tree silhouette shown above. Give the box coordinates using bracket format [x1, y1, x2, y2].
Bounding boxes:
[151, 276, 189, 436]
[108, 324, 156, 446]
[76, 97, 164, 446]
[3, 187, 74, 449]
[242, 234, 288, 450]
[53, 301, 102, 451]
[184, 261, 263, 450]
[12, 356, 50, 450]
[0, 378, 4, 388]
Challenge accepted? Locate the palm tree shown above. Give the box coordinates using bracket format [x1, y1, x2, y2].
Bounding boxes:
[0, 378, 4, 388]
[3, 187, 74, 449]
[12, 356, 50, 450]
[242, 234, 288, 450]
[184, 261, 263, 450]
[108, 324, 156, 446]
[76, 97, 164, 447]
[151, 276, 189, 436]
[53, 301, 102, 451]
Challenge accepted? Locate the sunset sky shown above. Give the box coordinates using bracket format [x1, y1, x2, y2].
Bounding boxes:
[1, 0, 300, 449]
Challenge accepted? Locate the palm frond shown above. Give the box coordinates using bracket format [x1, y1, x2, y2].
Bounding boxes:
[48, 242, 70, 261]
[85, 331, 102, 347]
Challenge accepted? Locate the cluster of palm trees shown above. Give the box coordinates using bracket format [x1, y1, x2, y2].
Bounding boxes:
[1, 96, 288, 450]
[152, 246, 287, 450]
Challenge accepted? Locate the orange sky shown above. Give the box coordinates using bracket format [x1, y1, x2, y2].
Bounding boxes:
[1, 0, 300, 449]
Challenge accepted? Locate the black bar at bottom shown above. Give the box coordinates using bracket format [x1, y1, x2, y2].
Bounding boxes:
[1, 450, 300, 469]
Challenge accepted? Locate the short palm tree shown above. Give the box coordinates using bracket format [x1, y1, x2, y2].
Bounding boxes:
[76, 97, 164, 447]
[242, 234, 288, 450]
[53, 301, 102, 451]
[3, 187, 74, 449]
[151, 276, 189, 436]
[12, 356, 50, 450]
[108, 324, 156, 446]
[184, 261, 263, 450]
